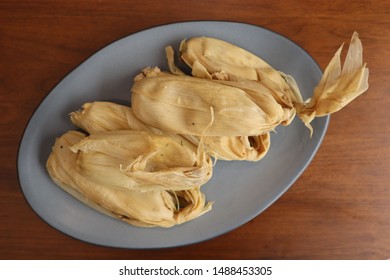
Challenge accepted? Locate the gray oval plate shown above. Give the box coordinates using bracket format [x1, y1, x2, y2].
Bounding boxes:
[18, 21, 329, 248]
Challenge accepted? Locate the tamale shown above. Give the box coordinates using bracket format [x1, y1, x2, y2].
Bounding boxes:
[69, 130, 212, 191]
[71, 101, 270, 161]
[46, 131, 212, 227]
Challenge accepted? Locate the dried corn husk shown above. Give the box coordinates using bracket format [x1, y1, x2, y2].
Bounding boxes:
[46, 131, 212, 227]
[168, 44, 301, 121]
[177, 33, 369, 134]
[69, 130, 212, 191]
[297, 32, 369, 131]
[184, 133, 270, 161]
[72, 101, 270, 161]
[70, 101, 197, 152]
[179, 37, 304, 105]
[166, 49, 273, 160]
[70, 101, 152, 134]
[131, 69, 292, 137]
[180, 37, 284, 82]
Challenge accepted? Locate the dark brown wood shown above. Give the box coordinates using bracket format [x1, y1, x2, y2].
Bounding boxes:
[1, 0, 389, 260]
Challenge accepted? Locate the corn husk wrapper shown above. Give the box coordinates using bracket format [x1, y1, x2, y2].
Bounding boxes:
[70, 101, 196, 152]
[70, 101, 152, 134]
[131, 72, 291, 137]
[68, 130, 212, 191]
[46, 131, 212, 227]
[177, 33, 369, 134]
[166, 49, 273, 160]
[168, 45, 299, 127]
[297, 32, 369, 132]
[71, 101, 270, 161]
[183, 133, 270, 161]
[178, 36, 304, 105]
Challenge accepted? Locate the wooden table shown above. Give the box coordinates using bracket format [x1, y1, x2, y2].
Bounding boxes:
[1, 0, 389, 260]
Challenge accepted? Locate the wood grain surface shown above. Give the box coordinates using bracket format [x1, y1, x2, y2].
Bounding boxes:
[1, 0, 389, 259]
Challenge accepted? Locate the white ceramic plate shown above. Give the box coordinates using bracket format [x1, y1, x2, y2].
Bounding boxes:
[18, 21, 329, 248]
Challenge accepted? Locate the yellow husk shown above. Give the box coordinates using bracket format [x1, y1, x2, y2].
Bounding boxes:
[184, 134, 270, 161]
[46, 131, 212, 227]
[297, 32, 369, 132]
[179, 37, 304, 105]
[70, 101, 197, 152]
[176, 33, 369, 134]
[131, 72, 288, 136]
[71, 101, 270, 161]
[70, 101, 152, 134]
[68, 130, 212, 191]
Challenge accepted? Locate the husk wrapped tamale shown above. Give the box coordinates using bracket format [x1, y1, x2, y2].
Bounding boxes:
[178, 37, 304, 105]
[177, 33, 369, 133]
[70, 101, 152, 134]
[71, 101, 270, 161]
[70, 101, 197, 152]
[67, 130, 212, 191]
[131, 69, 293, 137]
[46, 131, 212, 227]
